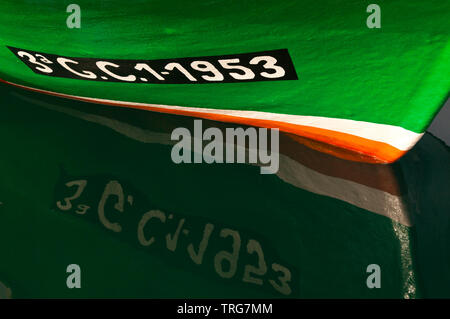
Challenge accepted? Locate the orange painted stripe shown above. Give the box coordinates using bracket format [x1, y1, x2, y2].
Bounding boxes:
[0, 79, 405, 163]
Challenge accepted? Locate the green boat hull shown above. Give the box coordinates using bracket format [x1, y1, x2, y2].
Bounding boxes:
[0, 0, 449, 162]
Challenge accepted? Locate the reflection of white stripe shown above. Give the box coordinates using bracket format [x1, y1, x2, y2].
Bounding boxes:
[0, 281, 12, 299]
[5, 80, 423, 151]
[15, 92, 411, 226]
[13, 93, 171, 145]
[277, 155, 411, 226]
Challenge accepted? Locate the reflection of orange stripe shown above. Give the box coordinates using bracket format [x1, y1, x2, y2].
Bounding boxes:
[280, 134, 404, 195]
[0, 79, 405, 163]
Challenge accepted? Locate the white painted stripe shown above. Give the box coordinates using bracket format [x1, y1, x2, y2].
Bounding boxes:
[15, 92, 412, 226]
[4, 80, 423, 151]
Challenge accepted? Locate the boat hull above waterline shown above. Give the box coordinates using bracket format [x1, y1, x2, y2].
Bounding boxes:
[0, 0, 448, 163]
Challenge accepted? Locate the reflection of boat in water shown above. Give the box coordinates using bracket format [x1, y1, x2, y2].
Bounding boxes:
[0, 83, 449, 298]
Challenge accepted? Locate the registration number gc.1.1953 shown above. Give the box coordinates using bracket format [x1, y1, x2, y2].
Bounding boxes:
[8, 47, 298, 84]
